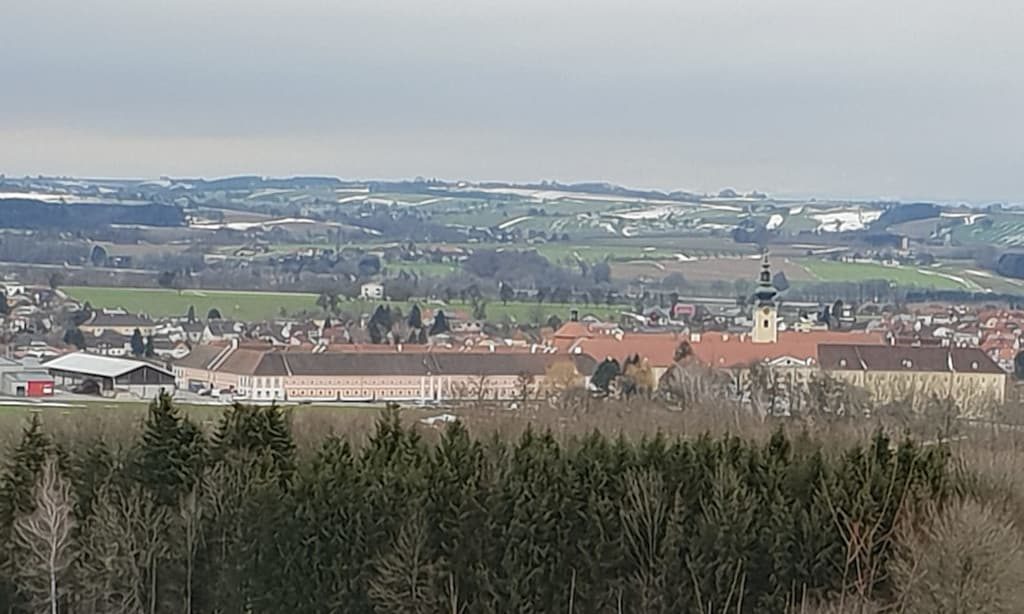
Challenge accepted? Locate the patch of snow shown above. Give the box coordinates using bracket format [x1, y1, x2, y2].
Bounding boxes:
[812, 209, 883, 233]
[766, 214, 785, 230]
[420, 413, 459, 426]
[497, 215, 532, 230]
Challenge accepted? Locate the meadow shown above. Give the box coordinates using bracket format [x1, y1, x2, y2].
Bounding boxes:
[65, 286, 321, 320]
[64, 286, 620, 323]
[800, 259, 972, 289]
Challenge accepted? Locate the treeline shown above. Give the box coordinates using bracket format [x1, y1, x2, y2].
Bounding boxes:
[0, 199, 184, 230]
[0, 397, 951, 614]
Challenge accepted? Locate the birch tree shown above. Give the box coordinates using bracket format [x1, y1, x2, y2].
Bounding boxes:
[10, 457, 76, 614]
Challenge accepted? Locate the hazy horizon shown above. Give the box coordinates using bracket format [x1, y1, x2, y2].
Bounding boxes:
[4, 0, 1023, 203]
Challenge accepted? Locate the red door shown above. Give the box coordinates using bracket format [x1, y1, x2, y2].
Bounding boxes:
[27, 381, 54, 397]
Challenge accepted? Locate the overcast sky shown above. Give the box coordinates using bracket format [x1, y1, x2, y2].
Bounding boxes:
[2, 0, 1023, 202]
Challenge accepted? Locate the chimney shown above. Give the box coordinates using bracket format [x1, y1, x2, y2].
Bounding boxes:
[570, 309, 579, 322]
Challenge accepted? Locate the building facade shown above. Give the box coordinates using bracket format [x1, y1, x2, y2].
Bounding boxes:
[818, 344, 1006, 412]
[173, 345, 568, 402]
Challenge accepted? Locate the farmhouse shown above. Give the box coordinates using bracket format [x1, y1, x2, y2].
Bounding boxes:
[44, 352, 175, 398]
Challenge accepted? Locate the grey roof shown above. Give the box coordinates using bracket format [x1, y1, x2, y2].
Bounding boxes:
[265, 352, 560, 377]
[4, 371, 53, 382]
[818, 344, 1004, 375]
[44, 352, 172, 378]
[85, 312, 154, 327]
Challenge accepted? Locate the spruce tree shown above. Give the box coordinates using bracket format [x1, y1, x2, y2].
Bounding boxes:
[130, 328, 145, 356]
[211, 403, 295, 483]
[129, 392, 206, 507]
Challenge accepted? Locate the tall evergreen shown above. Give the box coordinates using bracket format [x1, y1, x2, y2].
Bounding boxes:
[130, 327, 145, 356]
[129, 392, 206, 507]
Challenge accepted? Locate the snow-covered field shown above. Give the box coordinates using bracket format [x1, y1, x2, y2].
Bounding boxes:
[496, 215, 533, 230]
[812, 209, 883, 232]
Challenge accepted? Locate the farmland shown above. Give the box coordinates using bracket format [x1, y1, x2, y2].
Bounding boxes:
[65, 287, 321, 320]
[800, 260, 973, 289]
[64, 286, 620, 323]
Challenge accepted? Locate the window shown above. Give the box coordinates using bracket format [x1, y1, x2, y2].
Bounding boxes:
[763, 320, 770, 328]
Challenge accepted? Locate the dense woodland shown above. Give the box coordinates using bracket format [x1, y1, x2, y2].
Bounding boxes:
[5, 396, 1022, 614]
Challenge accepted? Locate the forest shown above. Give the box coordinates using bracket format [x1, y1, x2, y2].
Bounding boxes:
[0, 397, 1022, 614]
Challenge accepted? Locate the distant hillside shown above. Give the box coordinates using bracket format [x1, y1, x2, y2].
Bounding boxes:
[0, 198, 184, 229]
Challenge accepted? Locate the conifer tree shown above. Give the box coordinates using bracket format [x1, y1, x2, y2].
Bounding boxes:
[129, 393, 206, 507]
[130, 328, 145, 356]
[211, 403, 295, 483]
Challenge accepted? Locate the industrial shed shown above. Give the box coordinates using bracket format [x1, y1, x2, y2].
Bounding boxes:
[45, 352, 175, 399]
[0, 357, 54, 397]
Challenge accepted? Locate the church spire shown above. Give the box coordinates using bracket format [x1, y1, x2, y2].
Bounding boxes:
[754, 251, 777, 306]
[752, 251, 779, 343]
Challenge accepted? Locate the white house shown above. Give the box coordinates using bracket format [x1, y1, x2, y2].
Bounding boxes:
[360, 282, 385, 300]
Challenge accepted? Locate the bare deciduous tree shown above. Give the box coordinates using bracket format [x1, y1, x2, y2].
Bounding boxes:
[77, 484, 169, 614]
[10, 456, 76, 614]
[891, 498, 1024, 614]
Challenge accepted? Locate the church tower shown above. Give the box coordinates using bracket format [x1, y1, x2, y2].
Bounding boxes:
[752, 252, 778, 344]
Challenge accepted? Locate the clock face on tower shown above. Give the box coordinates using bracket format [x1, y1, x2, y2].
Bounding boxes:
[762, 307, 771, 316]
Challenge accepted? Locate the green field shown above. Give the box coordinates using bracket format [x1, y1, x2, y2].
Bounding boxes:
[65, 286, 619, 323]
[800, 260, 971, 289]
[66, 287, 321, 320]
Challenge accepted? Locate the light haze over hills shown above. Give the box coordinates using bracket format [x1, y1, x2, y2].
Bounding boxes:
[2, 0, 1023, 202]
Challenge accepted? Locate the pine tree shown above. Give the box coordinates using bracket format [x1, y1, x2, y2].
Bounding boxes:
[144, 335, 156, 358]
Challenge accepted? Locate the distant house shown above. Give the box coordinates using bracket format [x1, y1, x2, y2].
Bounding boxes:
[80, 309, 156, 336]
[360, 282, 385, 300]
[203, 320, 247, 343]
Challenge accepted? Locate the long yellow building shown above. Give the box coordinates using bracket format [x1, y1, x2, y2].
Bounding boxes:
[818, 344, 1006, 412]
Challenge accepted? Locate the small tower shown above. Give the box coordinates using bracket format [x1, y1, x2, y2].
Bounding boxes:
[752, 252, 778, 344]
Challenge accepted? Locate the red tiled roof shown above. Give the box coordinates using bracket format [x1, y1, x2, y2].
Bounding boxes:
[689, 331, 886, 368]
[566, 333, 686, 368]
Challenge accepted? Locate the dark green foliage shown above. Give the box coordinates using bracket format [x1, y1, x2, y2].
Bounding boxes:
[63, 326, 87, 349]
[591, 357, 621, 394]
[212, 403, 296, 482]
[128, 392, 206, 506]
[0, 400, 953, 614]
[130, 327, 145, 356]
[429, 309, 450, 336]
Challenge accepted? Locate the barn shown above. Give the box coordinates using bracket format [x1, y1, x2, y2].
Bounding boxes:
[44, 353, 175, 399]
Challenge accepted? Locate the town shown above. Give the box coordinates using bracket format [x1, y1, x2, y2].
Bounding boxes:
[0, 253, 1013, 417]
